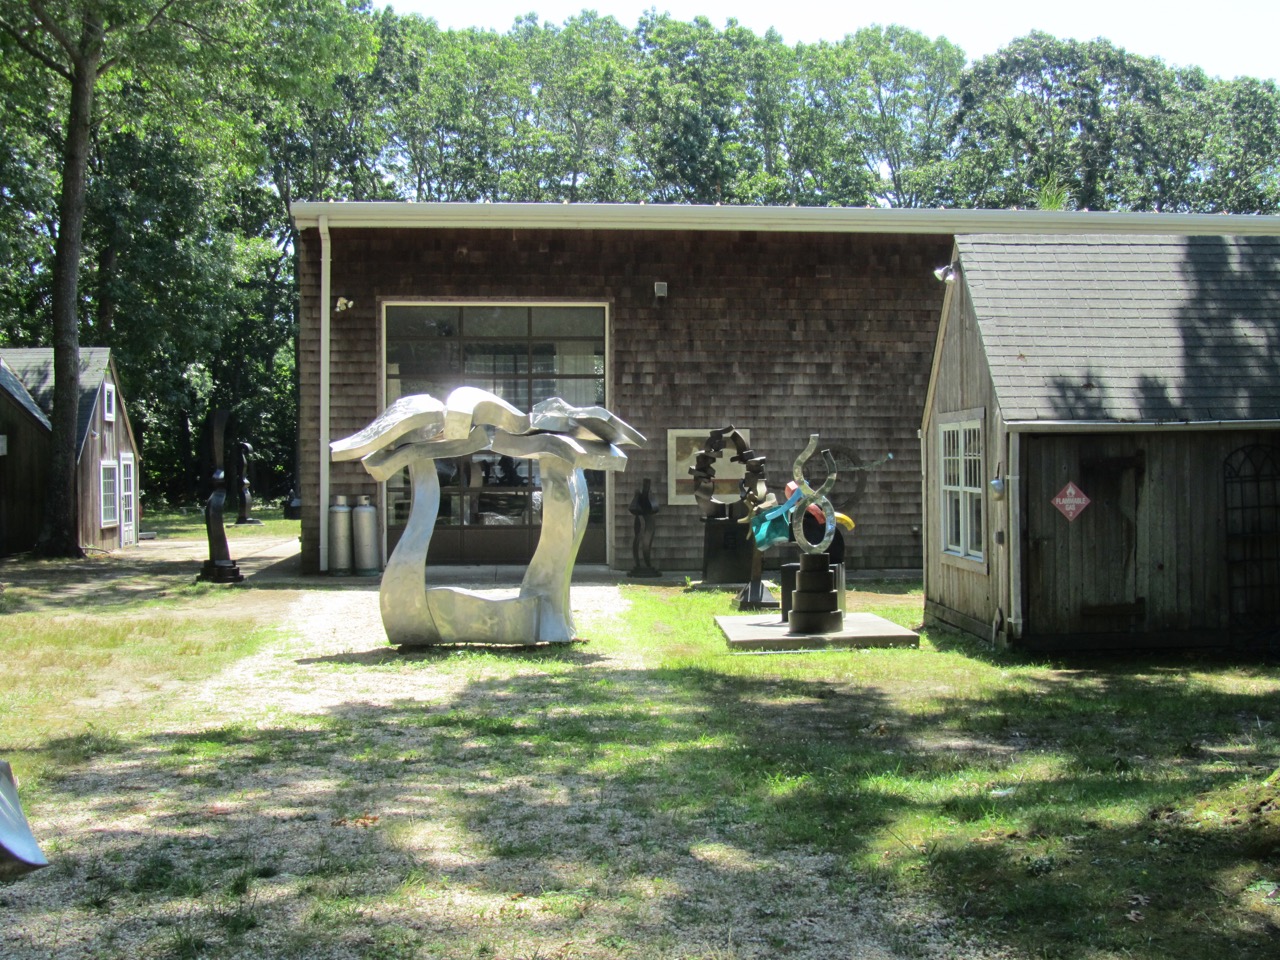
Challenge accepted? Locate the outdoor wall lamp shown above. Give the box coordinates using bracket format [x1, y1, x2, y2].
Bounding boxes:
[335, 297, 354, 312]
[933, 263, 957, 283]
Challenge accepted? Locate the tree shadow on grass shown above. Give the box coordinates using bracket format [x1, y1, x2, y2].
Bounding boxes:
[297, 645, 615, 668]
[5, 651, 1279, 960]
[0, 550, 375, 614]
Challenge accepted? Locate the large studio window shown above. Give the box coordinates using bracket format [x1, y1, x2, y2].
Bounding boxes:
[940, 419, 983, 562]
[382, 303, 608, 563]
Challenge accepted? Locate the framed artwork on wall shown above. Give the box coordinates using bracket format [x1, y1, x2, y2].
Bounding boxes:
[667, 428, 750, 506]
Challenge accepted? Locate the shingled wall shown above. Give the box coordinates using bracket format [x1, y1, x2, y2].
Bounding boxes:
[297, 226, 951, 574]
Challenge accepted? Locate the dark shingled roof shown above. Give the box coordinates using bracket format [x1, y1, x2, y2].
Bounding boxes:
[0, 348, 112, 452]
[956, 234, 1280, 423]
[0, 359, 51, 429]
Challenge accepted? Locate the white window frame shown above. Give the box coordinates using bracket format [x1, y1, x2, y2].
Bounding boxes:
[120, 454, 136, 545]
[103, 382, 116, 422]
[939, 412, 985, 567]
[101, 459, 119, 528]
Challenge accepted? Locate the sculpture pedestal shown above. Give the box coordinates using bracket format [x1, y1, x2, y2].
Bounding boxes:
[781, 560, 844, 623]
[701, 516, 753, 584]
[787, 553, 843, 635]
[198, 559, 244, 584]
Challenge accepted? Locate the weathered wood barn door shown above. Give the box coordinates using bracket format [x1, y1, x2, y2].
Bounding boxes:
[1224, 444, 1280, 642]
[1025, 435, 1146, 639]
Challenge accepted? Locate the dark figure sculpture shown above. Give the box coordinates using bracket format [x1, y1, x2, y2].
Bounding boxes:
[235, 441, 263, 525]
[690, 426, 777, 607]
[198, 410, 244, 583]
[628, 478, 661, 577]
[690, 426, 755, 585]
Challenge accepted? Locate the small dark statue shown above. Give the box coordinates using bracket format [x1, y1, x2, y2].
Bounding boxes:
[198, 410, 244, 583]
[235, 441, 263, 525]
[628, 478, 661, 577]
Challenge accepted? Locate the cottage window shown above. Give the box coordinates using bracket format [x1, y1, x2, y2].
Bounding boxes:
[103, 382, 116, 422]
[101, 460, 119, 527]
[940, 420, 983, 561]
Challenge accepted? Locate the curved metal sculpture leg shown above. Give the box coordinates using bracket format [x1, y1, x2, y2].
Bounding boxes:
[380, 458, 442, 645]
[520, 461, 589, 642]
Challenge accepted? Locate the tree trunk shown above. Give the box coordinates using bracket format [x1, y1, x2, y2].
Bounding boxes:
[96, 241, 117, 340]
[41, 26, 102, 557]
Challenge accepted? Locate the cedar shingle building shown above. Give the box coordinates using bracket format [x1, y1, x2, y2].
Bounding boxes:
[0, 348, 140, 555]
[290, 203, 1280, 580]
[922, 234, 1280, 651]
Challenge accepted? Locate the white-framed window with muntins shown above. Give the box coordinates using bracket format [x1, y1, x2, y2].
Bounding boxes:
[103, 382, 116, 422]
[940, 413, 984, 563]
[101, 459, 119, 527]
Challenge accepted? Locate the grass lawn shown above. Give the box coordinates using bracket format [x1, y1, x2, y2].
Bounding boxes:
[141, 503, 300, 540]
[1, 571, 1277, 959]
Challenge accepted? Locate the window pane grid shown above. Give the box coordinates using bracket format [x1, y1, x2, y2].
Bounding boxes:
[940, 420, 984, 561]
[385, 304, 607, 539]
[101, 462, 119, 527]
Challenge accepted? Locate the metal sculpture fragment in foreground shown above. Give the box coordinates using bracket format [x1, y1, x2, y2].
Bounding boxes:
[332, 388, 644, 645]
[1, 761, 47, 882]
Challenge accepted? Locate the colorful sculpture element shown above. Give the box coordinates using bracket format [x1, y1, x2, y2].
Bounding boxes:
[776, 435, 846, 636]
[331, 388, 644, 645]
[751, 435, 840, 554]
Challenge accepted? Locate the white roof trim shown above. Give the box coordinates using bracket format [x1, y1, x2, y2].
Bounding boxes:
[289, 201, 1280, 236]
[1007, 419, 1280, 432]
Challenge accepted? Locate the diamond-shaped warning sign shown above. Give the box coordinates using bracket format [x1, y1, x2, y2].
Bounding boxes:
[1052, 482, 1091, 521]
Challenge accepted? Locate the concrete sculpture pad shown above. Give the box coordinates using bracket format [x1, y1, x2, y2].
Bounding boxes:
[717, 612, 918, 652]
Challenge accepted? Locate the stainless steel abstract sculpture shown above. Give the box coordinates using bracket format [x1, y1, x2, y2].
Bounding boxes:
[331, 388, 643, 645]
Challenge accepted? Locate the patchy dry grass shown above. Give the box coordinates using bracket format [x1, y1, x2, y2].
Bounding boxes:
[624, 585, 1280, 959]
[1, 570, 1277, 960]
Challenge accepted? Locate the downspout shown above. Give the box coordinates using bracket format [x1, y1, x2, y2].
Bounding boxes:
[919, 427, 927, 603]
[1007, 431, 1023, 640]
[319, 215, 332, 572]
[604, 303, 614, 568]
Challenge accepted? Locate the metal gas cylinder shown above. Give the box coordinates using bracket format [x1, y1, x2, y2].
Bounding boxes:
[328, 495, 353, 575]
[352, 495, 380, 576]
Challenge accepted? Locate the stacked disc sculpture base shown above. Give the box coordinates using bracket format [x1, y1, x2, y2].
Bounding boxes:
[787, 552, 844, 635]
